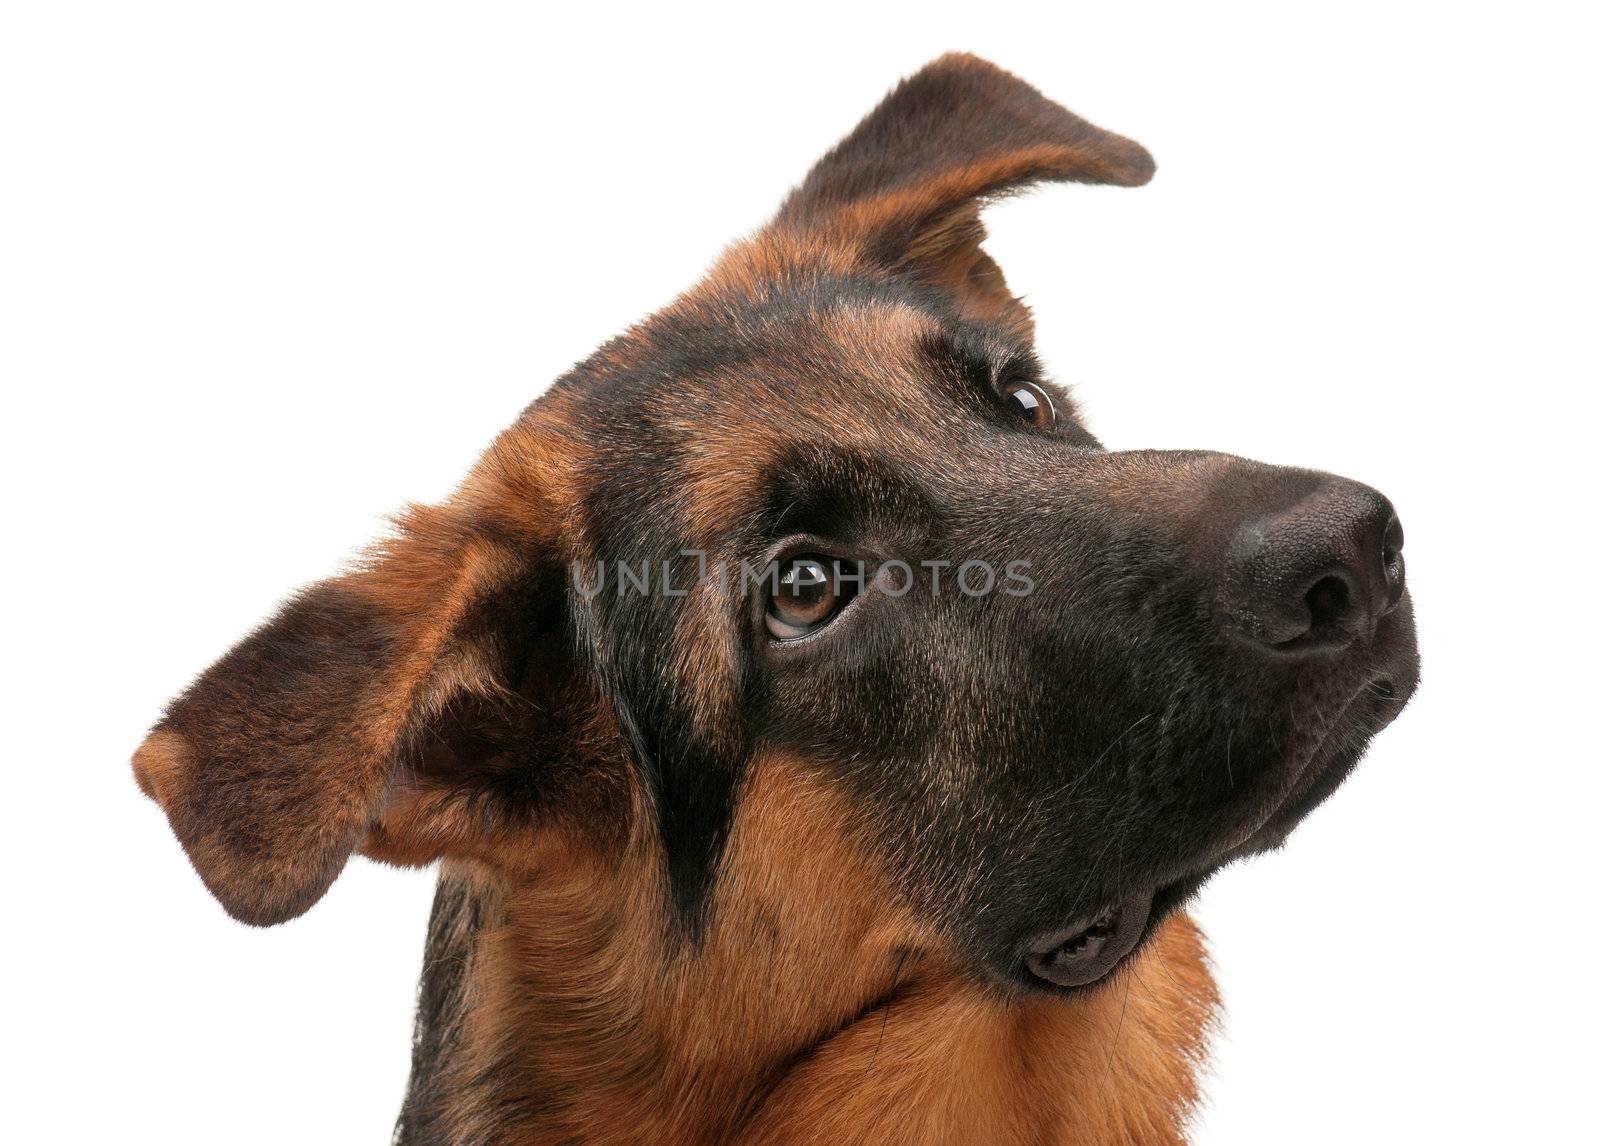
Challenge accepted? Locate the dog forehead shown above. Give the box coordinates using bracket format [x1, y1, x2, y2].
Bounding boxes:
[664, 291, 942, 418]
[572, 292, 970, 542]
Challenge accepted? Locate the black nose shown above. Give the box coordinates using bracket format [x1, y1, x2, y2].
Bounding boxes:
[1220, 478, 1405, 653]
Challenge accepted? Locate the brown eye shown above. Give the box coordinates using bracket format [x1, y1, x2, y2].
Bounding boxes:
[766, 556, 859, 641]
[1004, 381, 1057, 429]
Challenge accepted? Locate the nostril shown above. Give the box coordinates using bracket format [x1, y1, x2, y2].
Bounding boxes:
[1221, 478, 1400, 656]
[1380, 514, 1406, 613]
[1303, 574, 1353, 636]
[1381, 516, 1404, 567]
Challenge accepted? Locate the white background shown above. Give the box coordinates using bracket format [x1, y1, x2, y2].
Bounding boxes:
[5, 3, 1596, 1142]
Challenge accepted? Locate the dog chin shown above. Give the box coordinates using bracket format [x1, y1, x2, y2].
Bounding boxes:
[1002, 659, 1418, 998]
[1235, 659, 1418, 860]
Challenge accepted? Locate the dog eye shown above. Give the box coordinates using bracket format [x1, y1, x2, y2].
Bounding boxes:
[1003, 381, 1057, 429]
[766, 556, 860, 641]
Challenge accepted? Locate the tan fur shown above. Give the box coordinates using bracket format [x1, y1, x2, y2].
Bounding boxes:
[131, 728, 188, 806]
[129, 398, 596, 922]
[133, 54, 1221, 1139]
[411, 756, 1216, 1144]
[743, 916, 1215, 1145]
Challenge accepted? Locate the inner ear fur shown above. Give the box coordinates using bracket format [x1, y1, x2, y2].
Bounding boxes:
[771, 53, 1154, 330]
[133, 490, 564, 926]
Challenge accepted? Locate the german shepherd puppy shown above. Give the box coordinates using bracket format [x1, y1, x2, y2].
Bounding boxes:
[134, 54, 1419, 1144]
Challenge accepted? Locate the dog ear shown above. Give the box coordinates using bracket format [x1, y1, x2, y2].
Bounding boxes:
[772, 53, 1153, 330]
[133, 460, 574, 926]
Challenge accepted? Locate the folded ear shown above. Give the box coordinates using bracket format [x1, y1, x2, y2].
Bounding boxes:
[772, 53, 1154, 330]
[133, 495, 561, 925]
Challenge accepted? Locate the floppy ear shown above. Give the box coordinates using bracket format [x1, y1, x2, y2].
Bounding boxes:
[133, 479, 569, 926]
[773, 53, 1153, 330]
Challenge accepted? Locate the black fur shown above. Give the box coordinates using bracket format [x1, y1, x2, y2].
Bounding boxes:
[133, 56, 1419, 1140]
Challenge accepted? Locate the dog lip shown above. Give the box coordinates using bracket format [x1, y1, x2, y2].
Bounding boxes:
[1014, 612, 1418, 996]
[1021, 893, 1154, 989]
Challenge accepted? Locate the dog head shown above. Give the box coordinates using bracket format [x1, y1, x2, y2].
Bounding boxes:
[135, 54, 1418, 996]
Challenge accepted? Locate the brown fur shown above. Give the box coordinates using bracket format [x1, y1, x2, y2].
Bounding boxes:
[133, 53, 1244, 1143]
[397, 757, 1215, 1144]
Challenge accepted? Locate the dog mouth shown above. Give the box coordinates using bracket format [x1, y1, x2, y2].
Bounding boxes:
[1017, 668, 1415, 994]
[1021, 895, 1154, 989]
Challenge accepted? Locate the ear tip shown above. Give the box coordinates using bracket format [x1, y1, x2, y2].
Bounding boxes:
[927, 50, 996, 72]
[914, 52, 1158, 187]
[194, 842, 348, 927]
[133, 726, 347, 926]
[1118, 144, 1158, 187]
[213, 880, 332, 927]
[132, 727, 188, 806]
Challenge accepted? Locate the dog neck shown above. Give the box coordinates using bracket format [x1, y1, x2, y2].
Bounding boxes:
[391, 762, 1217, 1145]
